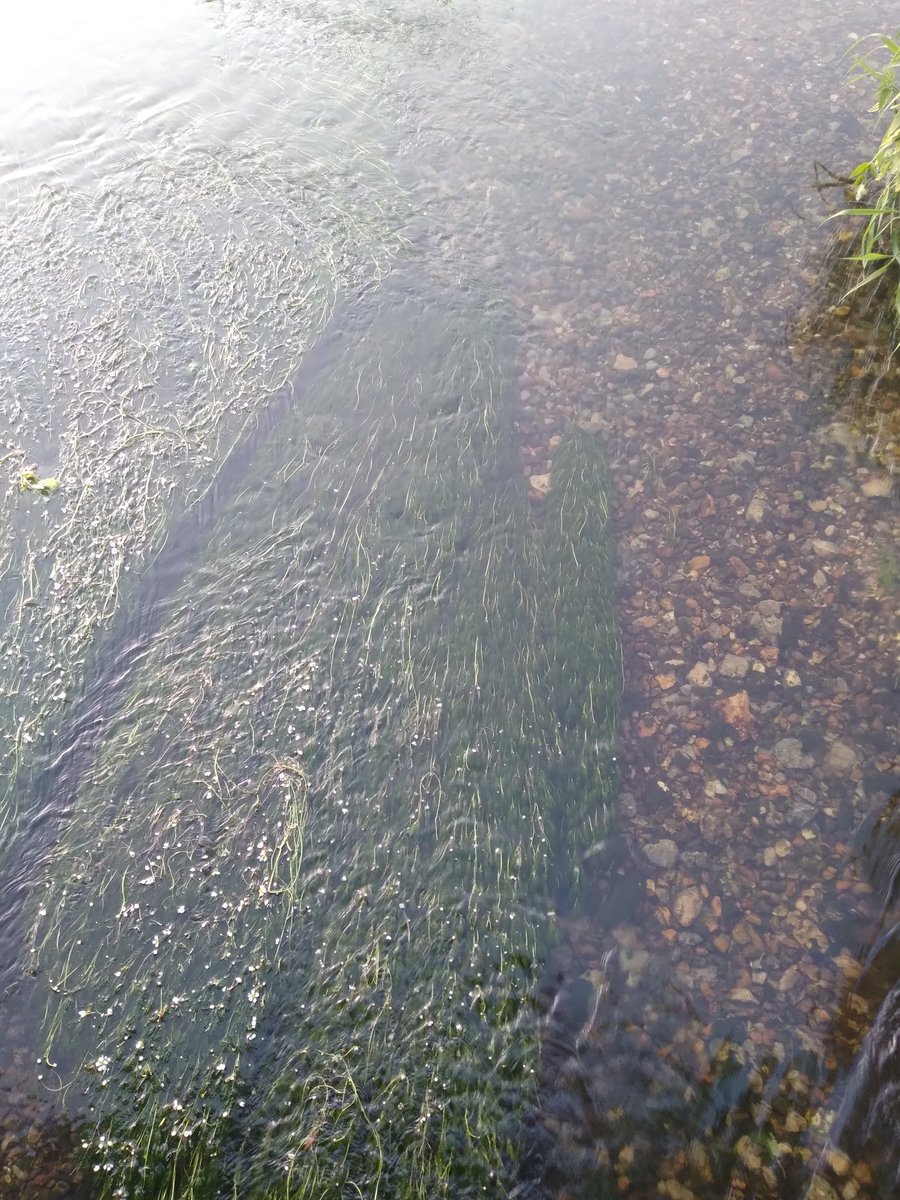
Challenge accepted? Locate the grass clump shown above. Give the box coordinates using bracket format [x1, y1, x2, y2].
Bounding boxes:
[801, 35, 900, 469]
[837, 35, 900, 321]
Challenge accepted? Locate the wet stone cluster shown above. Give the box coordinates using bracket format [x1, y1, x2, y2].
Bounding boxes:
[512, 248, 898, 1196]
[478, 3, 899, 1193]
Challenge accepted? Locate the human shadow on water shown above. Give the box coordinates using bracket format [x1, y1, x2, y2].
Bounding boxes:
[514, 784, 900, 1200]
[518, 935, 826, 1199]
[820, 784, 900, 1195]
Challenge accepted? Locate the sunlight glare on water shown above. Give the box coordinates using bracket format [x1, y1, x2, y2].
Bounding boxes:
[0, 0, 205, 96]
[0, 0, 217, 189]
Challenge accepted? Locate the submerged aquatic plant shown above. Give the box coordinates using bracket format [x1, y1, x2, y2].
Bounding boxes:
[0, 48, 408, 905]
[31, 283, 619, 1200]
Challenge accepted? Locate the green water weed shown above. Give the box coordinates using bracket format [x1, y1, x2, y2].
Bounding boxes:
[31, 286, 620, 1200]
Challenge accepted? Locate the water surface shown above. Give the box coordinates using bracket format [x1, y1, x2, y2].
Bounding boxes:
[0, 1, 897, 1198]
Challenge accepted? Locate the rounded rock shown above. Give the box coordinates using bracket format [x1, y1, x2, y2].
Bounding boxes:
[644, 839, 680, 869]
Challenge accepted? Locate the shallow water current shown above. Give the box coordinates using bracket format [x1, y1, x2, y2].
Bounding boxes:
[0, 1, 898, 1198]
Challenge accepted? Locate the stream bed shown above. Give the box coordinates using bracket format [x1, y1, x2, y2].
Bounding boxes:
[0, 1, 898, 1199]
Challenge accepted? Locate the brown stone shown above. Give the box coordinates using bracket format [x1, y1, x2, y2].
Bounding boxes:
[715, 690, 757, 741]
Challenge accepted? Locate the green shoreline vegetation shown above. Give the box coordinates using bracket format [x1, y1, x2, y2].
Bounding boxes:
[838, 34, 900, 328]
[796, 32, 900, 477]
[29, 285, 620, 1199]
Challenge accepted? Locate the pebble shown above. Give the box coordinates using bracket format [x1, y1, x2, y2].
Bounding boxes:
[860, 474, 893, 497]
[644, 839, 679, 868]
[719, 653, 750, 679]
[618, 945, 650, 985]
[659, 1180, 696, 1200]
[613, 353, 637, 371]
[686, 662, 712, 687]
[778, 965, 800, 992]
[826, 1149, 852, 1177]
[716, 690, 756, 740]
[529, 473, 551, 496]
[729, 987, 755, 1003]
[674, 886, 703, 927]
[825, 740, 858, 775]
[750, 608, 783, 640]
[736, 1134, 764, 1170]
[745, 493, 766, 522]
[811, 538, 841, 557]
[807, 1180, 840, 1200]
[773, 738, 814, 770]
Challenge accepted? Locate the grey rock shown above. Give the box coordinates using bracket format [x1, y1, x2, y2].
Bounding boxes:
[774, 738, 814, 770]
[750, 611, 782, 641]
[745, 492, 767, 523]
[737, 581, 762, 600]
[644, 839, 680, 868]
[825, 740, 858, 775]
[687, 662, 712, 687]
[719, 653, 750, 679]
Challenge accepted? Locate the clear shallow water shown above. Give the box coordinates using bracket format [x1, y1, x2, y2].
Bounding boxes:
[0, 1, 897, 1198]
